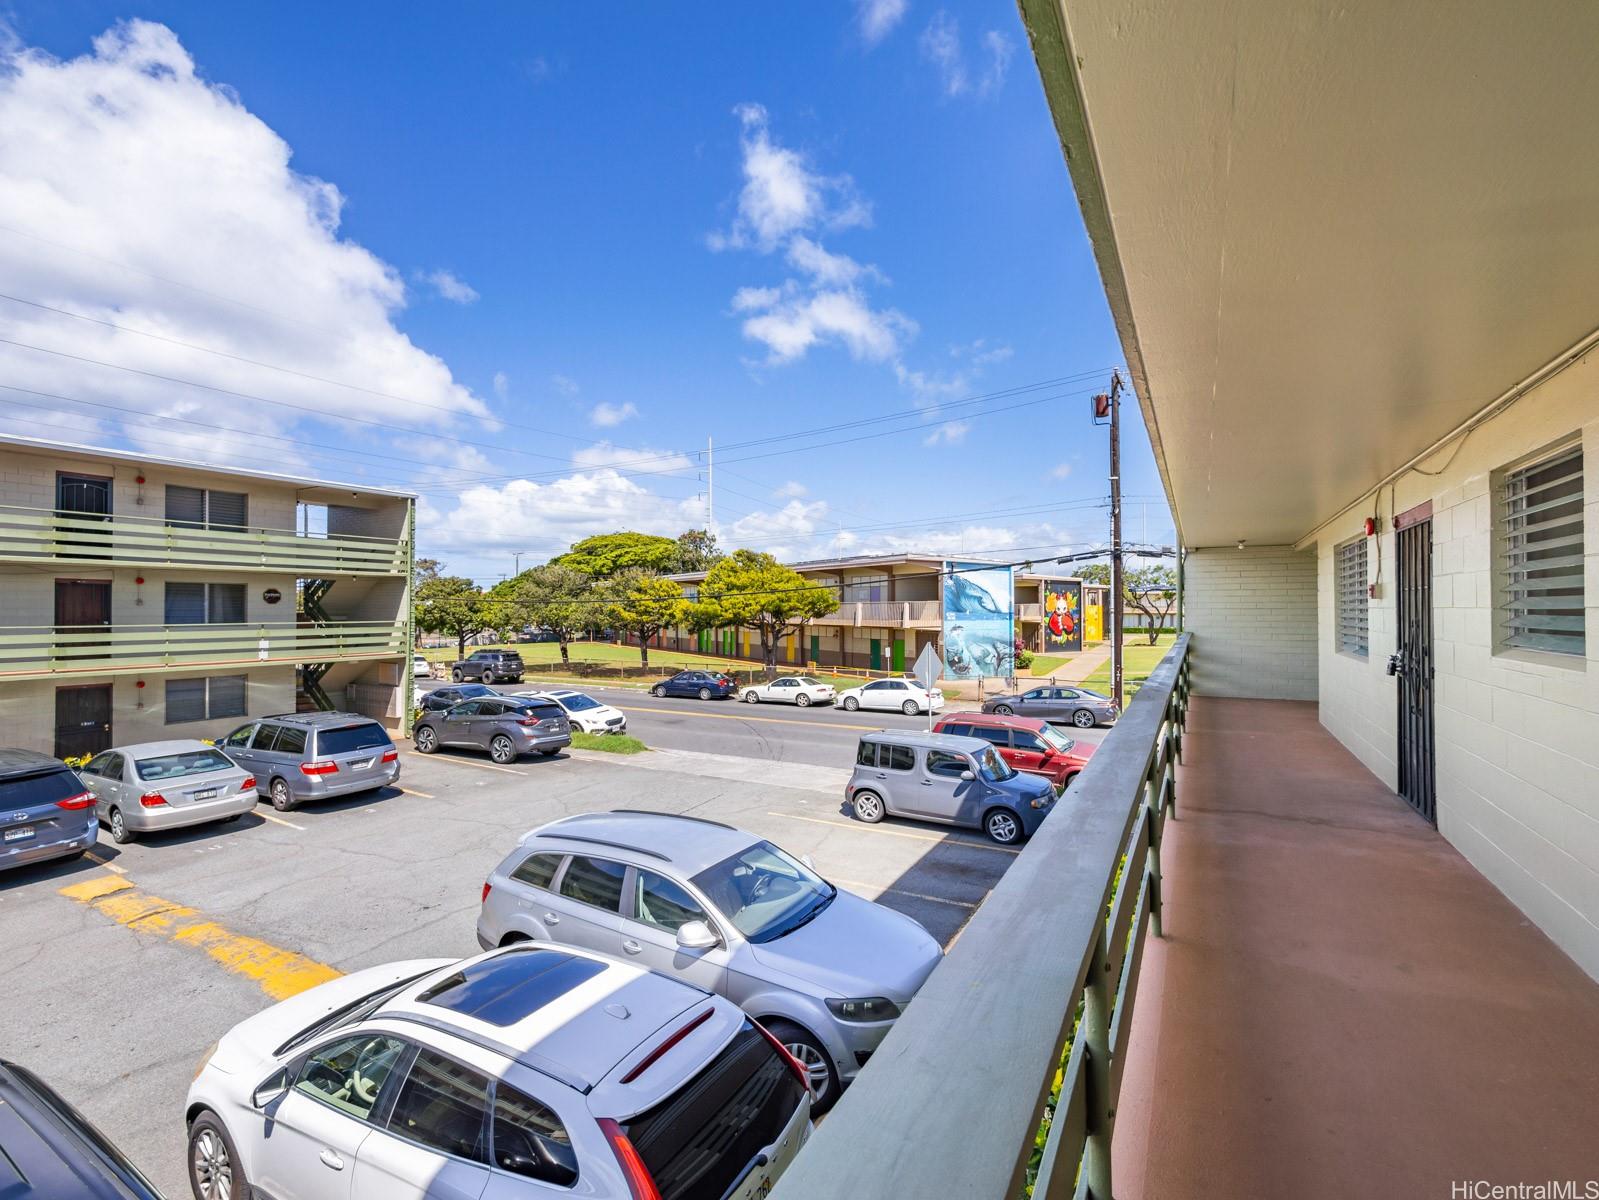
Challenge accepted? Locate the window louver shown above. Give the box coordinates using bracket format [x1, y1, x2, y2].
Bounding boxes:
[1499, 445, 1585, 656]
[1336, 538, 1369, 657]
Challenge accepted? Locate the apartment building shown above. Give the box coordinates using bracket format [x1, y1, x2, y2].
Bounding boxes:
[0, 434, 414, 757]
[665, 553, 1101, 673]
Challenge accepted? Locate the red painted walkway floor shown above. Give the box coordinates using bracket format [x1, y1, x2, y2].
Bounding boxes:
[1114, 698, 1599, 1199]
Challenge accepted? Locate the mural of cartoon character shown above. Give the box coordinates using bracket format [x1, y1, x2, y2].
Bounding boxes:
[1046, 590, 1078, 641]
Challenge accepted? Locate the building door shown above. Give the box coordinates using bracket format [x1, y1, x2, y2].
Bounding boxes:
[1394, 513, 1436, 824]
[55, 472, 112, 559]
[55, 579, 112, 665]
[55, 684, 112, 760]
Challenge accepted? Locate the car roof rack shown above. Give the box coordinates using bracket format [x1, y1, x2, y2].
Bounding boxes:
[610, 808, 736, 832]
[537, 831, 671, 862]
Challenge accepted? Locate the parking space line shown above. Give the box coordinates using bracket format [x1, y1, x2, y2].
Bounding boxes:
[60, 875, 342, 1001]
[828, 876, 978, 908]
[765, 811, 1022, 855]
[257, 811, 306, 830]
[617, 705, 885, 731]
[401, 752, 521, 775]
[84, 851, 126, 875]
[397, 786, 435, 799]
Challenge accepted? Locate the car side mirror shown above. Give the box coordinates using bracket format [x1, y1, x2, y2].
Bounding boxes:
[252, 1068, 290, 1109]
[959, 770, 975, 781]
[676, 920, 719, 950]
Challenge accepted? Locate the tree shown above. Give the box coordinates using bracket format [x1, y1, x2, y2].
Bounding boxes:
[554, 532, 681, 578]
[416, 576, 500, 659]
[1080, 562, 1111, 587]
[606, 570, 688, 668]
[674, 528, 723, 573]
[510, 564, 592, 667]
[1123, 564, 1178, 645]
[693, 550, 838, 674]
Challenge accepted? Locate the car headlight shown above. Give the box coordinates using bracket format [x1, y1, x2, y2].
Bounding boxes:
[826, 997, 901, 1023]
[1031, 794, 1054, 809]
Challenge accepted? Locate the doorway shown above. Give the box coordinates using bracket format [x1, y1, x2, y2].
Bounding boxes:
[1395, 512, 1436, 823]
[55, 684, 112, 760]
[55, 579, 112, 664]
[55, 472, 112, 559]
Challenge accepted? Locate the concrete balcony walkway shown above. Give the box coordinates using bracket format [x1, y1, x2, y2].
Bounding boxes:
[1114, 698, 1599, 1199]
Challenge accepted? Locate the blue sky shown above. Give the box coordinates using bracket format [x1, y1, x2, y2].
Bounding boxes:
[1, 2, 1173, 580]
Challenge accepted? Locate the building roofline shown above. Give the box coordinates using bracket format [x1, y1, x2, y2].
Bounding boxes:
[668, 550, 1017, 583]
[0, 432, 416, 500]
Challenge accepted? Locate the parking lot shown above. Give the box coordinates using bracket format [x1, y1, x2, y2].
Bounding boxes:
[0, 729, 1035, 1196]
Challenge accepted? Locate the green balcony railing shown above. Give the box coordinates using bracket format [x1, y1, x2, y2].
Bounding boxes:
[771, 633, 1192, 1200]
[0, 620, 408, 680]
[0, 505, 409, 576]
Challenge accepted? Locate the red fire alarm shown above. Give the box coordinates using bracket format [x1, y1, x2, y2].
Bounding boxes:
[135, 680, 145, 689]
[1363, 517, 1376, 537]
[135, 474, 145, 485]
[135, 576, 145, 585]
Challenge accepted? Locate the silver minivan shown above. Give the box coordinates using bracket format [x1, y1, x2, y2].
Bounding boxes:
[219, 712, 399, 812]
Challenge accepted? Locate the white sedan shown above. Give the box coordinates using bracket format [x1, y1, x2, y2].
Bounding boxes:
[837, 678, 945, 715]
[741, 675, 837, 707]
[521, 688, 628, 734]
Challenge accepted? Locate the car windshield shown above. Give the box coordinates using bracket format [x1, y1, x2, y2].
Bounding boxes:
[317, 724, 392, 755]
[135, 748, 235, 781]
[459, 684, 494, 698]
[691, 841, 836, 944]
[1039, 726, 1077, 753]
[975, 745, 1016, 781]
[557, 693, 601, 712]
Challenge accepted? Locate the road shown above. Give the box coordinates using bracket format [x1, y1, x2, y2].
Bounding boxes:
[423, 679, 1112, 767]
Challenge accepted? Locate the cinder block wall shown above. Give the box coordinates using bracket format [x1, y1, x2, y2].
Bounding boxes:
[1184, 545, 1317, 700]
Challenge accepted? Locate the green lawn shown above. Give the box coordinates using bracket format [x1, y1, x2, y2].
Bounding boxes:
[1078, 633, 1179, 696]
[570, 731, 648, 754]
[1030, 654, 1071, 675]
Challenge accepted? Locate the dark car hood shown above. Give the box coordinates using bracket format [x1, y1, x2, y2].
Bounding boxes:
[747, 890, 942, 1002]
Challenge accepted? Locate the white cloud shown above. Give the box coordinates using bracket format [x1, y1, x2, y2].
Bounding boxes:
[0, 21, 489, 471]
[492, 371, 509, 400]
[922, 420, 970, 446]
[895, 361, 972, 401]
[569, 442, 694, 473]
[786, 236, 883, 287]
[950, 337, 1014, 366]
[589, 400, 638, 428]
[420, 268, 479, 304]
[1051, 462, 1073, 480]
[729, 499, 829, 547]
[550, 374, 580, 395]
[742, 287, 915, 365]
[920, 13, 1012, 99]
[856, 0, 909, 45]
[773, 480, 808, 499]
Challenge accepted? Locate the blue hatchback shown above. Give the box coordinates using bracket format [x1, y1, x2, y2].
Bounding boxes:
[0, 749, 97, 873]
[650, 669, 737, 700]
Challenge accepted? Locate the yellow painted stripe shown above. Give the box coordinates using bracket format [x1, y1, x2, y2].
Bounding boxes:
[60, 878, 341, 1001]
[765, 811, 1022, 855]
[828, 876, 979, 909]
[83, 851, 126, 875]
[618, 704, 886, 732]
[257, 811, 306, 830]
[402, 752, 521, 775]
[397, 786, 435, 799]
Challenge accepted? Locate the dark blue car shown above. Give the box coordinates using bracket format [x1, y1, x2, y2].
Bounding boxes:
[0, 1060, 165, 1197]
[0, 749, 97, 873]
[650, 669, 737, 700]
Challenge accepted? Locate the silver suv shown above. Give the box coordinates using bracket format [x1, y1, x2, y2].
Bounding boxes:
[476, 810, 943, 1112]
[218, 712, 399, 812]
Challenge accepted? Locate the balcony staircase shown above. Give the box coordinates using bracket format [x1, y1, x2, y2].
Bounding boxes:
[296, 578, 335, 711]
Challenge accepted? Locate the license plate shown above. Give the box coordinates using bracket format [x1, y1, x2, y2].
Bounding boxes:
[750, 1177, 772, 1200]
[192, 787, 218, 801]
[349, 758, 373, 770]
[4, 826, 34, 843]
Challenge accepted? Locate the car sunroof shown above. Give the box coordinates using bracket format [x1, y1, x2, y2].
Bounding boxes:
[415, 950, 607, 1027]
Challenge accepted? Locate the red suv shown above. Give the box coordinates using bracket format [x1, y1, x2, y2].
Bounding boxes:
[932, 712, 1095, 789]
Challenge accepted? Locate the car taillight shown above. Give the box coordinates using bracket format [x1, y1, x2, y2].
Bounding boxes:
[481, 881, 493, 903]
[54, 792, 95, 810]
[139, 792, 168, 808]
[620, 1008, 714, 1084]
[516, 717, 537, 727]
[380, 749, 398, 763]
[240, 777, 256, 791]
[300, 761, 339, 776]
[598, 1118, 662, 1200]
[754, 1018, 811, 1093]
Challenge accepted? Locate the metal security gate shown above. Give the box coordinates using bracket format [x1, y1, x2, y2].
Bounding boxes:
[1394, 514, 1436, 823]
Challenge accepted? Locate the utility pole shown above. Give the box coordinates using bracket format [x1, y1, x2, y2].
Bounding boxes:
[1109, 371, 1125, 710]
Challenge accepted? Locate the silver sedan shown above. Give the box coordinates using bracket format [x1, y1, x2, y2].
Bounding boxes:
[78, 740, 258, 844]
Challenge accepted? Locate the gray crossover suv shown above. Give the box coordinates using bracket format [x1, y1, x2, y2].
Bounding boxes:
[218, 713, 399, 811]
[477, 810, 943, 1112]
[981, 684, 1119, 728]
[414, 694, 570, 763]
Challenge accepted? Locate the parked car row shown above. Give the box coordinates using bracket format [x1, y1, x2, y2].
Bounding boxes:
[651, 670, 948, 717]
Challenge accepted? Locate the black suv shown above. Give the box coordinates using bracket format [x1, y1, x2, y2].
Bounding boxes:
[450, 649, 525, 684]
[0, 1059, 165, 1197]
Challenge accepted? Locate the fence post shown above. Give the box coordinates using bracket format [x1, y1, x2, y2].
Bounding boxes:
[1081, 930, 1114, 1199]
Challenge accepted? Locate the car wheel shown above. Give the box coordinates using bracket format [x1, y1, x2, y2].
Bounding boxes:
[1072, 709, 1096, 728]
[451, 669, 464, 683]
[499, 931, 532, 947]
[842, 696, 860, 712]
[796, 693, 811, 707]
[188, 1111, 246, 1200]
[489, 735, 516, 764]
[108, 807, 133, 845]
[901, 700, 920, 716]
[482, 670, 496, 685]
[698, 687, 712, 701]
[743, 690, 761, 703]
[1064, 773, 1079, 790]
[852, 790, 886, 823]
[984, 808, 1023, 845]
[765, 1020, 840, 1113]
[269, 778, 294, 812]
[415, 726, 438, 754]
[651, 684, 666, 697]
[994, 704, 1014, 716]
